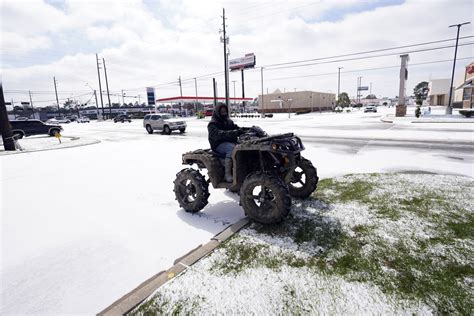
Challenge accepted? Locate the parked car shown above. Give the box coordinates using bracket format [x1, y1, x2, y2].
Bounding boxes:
[364, 105, 377, 113]
[9, 120, 63, 139]
[65, 115, 78, 122]
[114, 114, 132, 123]
[77, 117, 90, 123]
[143, 114, 186, 134]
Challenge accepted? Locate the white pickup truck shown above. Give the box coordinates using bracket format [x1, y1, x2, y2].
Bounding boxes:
[143, 114, 187, 135]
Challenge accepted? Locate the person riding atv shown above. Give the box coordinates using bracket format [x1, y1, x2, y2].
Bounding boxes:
[174, 110, 319, 224]
[208, 103, 246, 183]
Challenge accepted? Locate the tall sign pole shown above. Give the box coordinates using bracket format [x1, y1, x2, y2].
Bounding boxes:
[396, 54, 410, 117]
[446, 22, 470, 114]
[0, 83, 15, 151]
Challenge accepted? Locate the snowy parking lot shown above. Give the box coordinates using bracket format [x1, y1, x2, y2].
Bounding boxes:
[1, 107, 473, 314]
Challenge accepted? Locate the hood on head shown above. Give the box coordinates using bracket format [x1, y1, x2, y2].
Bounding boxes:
[213, 103, 229, 120]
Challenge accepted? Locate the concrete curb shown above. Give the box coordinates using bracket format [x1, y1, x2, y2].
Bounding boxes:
[380, 115, 474, 124]
[97, 217, 250, 316]
[0, 136, 101, 155]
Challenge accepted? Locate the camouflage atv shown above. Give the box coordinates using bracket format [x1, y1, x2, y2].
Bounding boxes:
[173, 127, 318, 224]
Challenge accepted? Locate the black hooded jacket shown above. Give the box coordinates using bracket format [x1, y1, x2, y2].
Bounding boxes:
[207, 103, 242, 150]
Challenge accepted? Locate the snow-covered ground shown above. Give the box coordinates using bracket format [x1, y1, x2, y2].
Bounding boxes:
[1, 107, 473, 314]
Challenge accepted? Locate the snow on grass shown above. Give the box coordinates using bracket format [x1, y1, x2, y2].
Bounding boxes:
[133, 173, 473, 315]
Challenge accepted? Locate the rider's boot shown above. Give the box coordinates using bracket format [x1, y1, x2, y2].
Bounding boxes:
[224, 158, 233, 183]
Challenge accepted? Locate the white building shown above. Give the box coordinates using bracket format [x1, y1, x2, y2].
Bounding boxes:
[428, 79, 451, 106]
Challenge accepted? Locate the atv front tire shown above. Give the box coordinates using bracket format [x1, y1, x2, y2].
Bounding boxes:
[240, 172, 291, 224]
[174, 168, 209, 213]
[288, 157, 318, 198]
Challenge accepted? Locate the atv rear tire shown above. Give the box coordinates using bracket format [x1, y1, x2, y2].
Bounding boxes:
[174, 168, 209, 213]
[288, 157, 318, 198]
[240, 172, 291, 224]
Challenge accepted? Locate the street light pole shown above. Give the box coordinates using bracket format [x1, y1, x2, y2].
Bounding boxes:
[446, 21, 470, 115]
[337, 67, 343, 104]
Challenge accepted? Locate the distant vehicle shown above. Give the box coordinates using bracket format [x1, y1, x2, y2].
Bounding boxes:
[10, 120, 62, 139]
[364, 105, 377, 113]
[143, 114, 186, 134]
[113, 114, 132, 123]
[77, 117, 90, 123]
[15, 116, 30, 121]
[65, 115, 78, 122]
[47, 117, 71, 124]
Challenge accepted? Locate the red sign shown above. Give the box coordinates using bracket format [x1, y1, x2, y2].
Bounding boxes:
[467, 64, 474, 74]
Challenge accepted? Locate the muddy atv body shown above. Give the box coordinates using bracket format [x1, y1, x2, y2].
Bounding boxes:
[173, 131, 318, 224]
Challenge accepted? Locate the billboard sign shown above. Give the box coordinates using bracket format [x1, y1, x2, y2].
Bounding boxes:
[229, 53, 256, 71]
[146, 87, 155, 105]
[358, 86, 369, 91]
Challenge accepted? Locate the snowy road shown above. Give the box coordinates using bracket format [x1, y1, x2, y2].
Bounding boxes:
[1, 107, 473, 314]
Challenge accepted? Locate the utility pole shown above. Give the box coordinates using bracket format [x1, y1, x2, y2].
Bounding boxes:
[102, 58, 112, 118]
[337, 67, 343, 104]
[95, 53, 105, 118]
[260, 67, 264, 117]
[53, 76, 60, 117]
[29, 90, 35, 119]
[241, 69, 245, 111]
[121, 90, 125, 105]
[0, 83, 15, 151]
[178, 76, 183, 97]
[232, 80, 236, 112]
[213, 78, 217, 108]
[194, 77, 198, 112]
[221, 8, 229, 107]
[93, 90, 99, 118]
[370, 82, 372, 96]
[178, 76, 183, 113]
[446, 21, 470, 115]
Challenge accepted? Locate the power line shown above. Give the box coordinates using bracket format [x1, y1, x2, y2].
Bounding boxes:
[247, 56, 474, 83]
[263, 42, 474, 71]
[260, 35, 474, 69]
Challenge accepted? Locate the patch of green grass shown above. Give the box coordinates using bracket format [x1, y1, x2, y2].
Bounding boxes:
[130, 293, 205, 315]
[315, 178, 375, 205]
[446, 217, 474, 239]
[219, 174, 473, 314]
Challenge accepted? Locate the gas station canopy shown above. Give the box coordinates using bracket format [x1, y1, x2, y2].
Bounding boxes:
[156, 96, 253, 104]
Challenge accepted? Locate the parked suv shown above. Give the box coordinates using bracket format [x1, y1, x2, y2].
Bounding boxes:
[9, 120, 63, 138]
[114, 114, 132, 123]
[143, 114, 186, 134]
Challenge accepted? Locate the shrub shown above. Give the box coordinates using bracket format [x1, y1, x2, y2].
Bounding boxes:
[415, 106, 421, 118]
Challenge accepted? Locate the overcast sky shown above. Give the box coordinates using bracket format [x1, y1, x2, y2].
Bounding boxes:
[1, 0, 473, 107]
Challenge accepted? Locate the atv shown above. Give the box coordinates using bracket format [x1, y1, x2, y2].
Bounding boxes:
[173, 127, 318, 224]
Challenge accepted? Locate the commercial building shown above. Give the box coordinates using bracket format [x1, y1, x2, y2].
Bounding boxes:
[428, 79, 451, 106]
[454, 61, 474, 109]
[258, 90, 336, 113]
